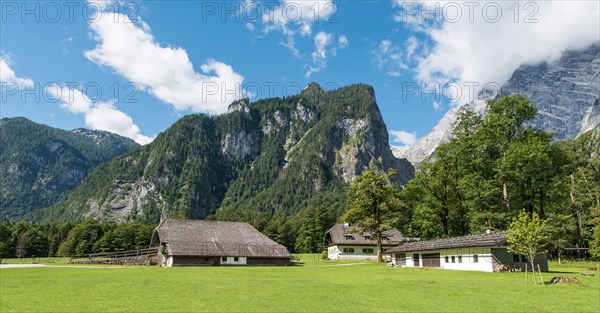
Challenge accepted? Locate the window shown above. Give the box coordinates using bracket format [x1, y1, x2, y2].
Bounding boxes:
[445, 256, 449, 263]
[344, 235, 354, 241]
[382, 235, 389, 241]
[513, 254, 520, 262]
[473, 255, 479, 263]
[451, 256, 456, 263]
[362, 248, 374, 254]
[521, 255, 528, 263]
[458, 256, 462, 263]
[363, 235, 372, 240]
[221, 257, 227, 262]
[234, 257, 239, 262]
[204, 257, 209, 261]
[413, 253, 420, 266]
[343, 248, 355, 253]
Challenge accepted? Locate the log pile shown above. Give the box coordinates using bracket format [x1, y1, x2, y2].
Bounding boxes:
[549, 277, 582, 284]
[495, 264, 522, 272]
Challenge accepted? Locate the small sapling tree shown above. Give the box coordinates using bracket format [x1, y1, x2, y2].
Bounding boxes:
[506, 210, 548, 285]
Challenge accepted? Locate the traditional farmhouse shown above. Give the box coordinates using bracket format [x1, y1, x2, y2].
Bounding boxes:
[150, 219, 291, 266]
[324, 223, 408, 260]
[384, 231, 549, 272]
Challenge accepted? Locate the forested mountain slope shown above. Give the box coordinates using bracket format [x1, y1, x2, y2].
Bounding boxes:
[0, 117, 139, 220]
[37, 84, 414, 224]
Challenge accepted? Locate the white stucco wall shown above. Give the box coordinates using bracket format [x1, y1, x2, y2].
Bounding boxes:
[405, 256, 414, 267]
[327, 246, 340, 260]
[439, 248, 493, 272]
[220, 256, 248, 265]
[328, 245, 391, 260]
[393, 248, 495, 272]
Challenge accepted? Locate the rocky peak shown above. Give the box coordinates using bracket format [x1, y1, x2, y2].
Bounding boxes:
[302, 82, 323, 93]
[227, 98, 250, 113]
[394, 43, 600, 166]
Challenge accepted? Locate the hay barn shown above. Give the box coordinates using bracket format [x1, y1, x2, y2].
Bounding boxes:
[150, 219, 291, 266]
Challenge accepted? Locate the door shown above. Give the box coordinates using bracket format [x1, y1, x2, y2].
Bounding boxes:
[422, 253, 441, 267]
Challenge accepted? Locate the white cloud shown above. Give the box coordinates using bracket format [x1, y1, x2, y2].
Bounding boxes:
[0, 58, 34, 87]
[84, 10, 245, 114]
[262, 0, 337, 37]
[254, 0, 346, 71]
[50, 86, 152, 144]
[389, 130, 418, 146]
[392, 0, 600, 104]
[47, 86, 92, 114]
[379, 40, 392, 54]
[312, 31, 332, 62]
[87, 0, 115, 10]
[373, 39, 411, 77]
[338, 34, 349, 48]
[85, 102, 153, 144]
[432, 100, 443, 112]
[405, 36, 419, 58]
[306, 32, 347, 77]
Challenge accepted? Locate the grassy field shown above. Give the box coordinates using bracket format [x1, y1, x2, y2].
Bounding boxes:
[0, 256, 598, 312]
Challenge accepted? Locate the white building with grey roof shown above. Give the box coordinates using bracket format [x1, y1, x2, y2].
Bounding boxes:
[324, 223, 411, 260]
[384, 231, 549, 272]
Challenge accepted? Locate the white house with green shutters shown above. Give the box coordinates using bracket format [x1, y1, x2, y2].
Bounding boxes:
[324, 224, 408, 260]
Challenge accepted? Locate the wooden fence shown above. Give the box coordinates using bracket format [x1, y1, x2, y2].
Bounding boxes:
[69, 247, 159, 266]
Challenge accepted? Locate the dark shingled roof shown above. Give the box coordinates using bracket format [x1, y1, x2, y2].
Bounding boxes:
[151, 219, 291, 258]
[384, 232, 507, 254]
[325, 224, 406, 246]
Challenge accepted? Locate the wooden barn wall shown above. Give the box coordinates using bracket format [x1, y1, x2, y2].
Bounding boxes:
[247, 258, 291, 266]
[172, 256, 220, 266]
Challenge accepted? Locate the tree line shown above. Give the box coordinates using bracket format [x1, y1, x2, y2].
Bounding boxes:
[2, 96, 598, 259]
[0, 219, 154, 258]
[340, 95, 599, 262]
[400, 95, 599, 257]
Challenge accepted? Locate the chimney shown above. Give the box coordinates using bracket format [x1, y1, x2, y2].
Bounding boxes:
[343, 222, 349, 228]
[486, 229, 494, 235]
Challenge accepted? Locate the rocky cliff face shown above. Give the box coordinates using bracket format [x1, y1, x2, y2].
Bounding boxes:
[39, 84, 414, 223]
[0, 117, 139, 220]
[581, 99, 600, 134]
[394, 43, 600, 166]
[499, 44, 600, 140]
[391, 99, 488, 165]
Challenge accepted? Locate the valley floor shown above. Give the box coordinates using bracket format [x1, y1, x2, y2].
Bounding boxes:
[0, 256, 598, 312]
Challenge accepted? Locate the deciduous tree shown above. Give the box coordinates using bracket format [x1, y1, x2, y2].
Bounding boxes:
[345, 169, 401, 262]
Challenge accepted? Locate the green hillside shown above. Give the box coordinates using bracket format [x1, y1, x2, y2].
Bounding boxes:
[0, 117, 139, 220]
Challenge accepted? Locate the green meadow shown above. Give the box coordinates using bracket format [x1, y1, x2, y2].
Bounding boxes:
[1, 256, 598, 312]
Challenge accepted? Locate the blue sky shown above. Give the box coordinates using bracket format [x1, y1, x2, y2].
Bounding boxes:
[1, 0, 598, 145]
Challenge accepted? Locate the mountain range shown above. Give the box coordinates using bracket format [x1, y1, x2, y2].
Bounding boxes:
[2, 43, 598, 223]
[32, 83, 414, 223]
[393, 43, 600, 166]
[0, 117, 139, 220]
